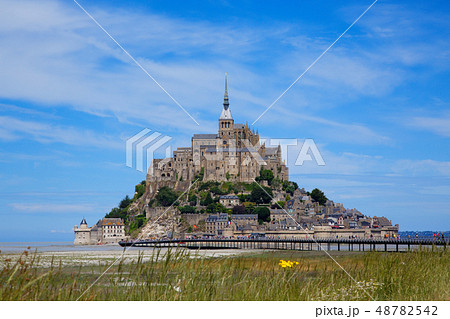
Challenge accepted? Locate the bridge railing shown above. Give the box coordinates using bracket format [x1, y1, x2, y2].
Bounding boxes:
[120, 237, 448, 246]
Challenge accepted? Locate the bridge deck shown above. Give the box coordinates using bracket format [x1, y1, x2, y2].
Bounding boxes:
[119, 238, 447, 252]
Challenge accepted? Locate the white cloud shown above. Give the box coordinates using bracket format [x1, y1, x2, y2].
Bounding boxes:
[50, 229, 73, 234]
[0, 115, 122, 149]
[0, 0, 447, 150]
[408, 115, 450, 138]
[9, 203, 96, 213]
[287, 145, 450, 178]
[391, 159, 450, 177]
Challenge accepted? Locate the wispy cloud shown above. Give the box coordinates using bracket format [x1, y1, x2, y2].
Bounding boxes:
[1, 0, 444, 140]
[408, 114, 450, 138]
[50, 229, 73, 234]
[287, 145, 450, 178]
[0, 115, 122, 149]
[9, 203, 96, 213]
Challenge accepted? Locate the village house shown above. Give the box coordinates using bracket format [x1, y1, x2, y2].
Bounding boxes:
[269, 209, 297, 223]
[230, 214, 258, 231]
[219, 195, 240, 208]
[205, 213, 229, 235]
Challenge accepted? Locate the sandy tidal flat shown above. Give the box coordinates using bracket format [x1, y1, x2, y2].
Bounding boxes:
[0, 242, 260, 268]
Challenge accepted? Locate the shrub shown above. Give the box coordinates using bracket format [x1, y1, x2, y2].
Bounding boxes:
[156, 186, 178, 207]
[179, 206, 197, 214]
[194, 167, 204, 181]
[200, 192, 214, 206]
[135, 183, 146, 199]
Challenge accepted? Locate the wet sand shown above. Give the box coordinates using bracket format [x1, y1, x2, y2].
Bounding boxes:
[0, 242, 262, 268]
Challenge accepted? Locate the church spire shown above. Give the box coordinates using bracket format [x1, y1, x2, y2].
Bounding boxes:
[223, 72, 229, 110]
[219, 73, 233, 121]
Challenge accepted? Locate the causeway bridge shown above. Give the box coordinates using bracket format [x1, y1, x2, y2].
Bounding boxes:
[119, 237, 448, 252]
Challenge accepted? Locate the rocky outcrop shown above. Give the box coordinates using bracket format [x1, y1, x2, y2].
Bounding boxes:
[138, 206, 186, 238]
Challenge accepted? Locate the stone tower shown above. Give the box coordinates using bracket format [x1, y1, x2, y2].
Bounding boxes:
[218, 73, 234, 141]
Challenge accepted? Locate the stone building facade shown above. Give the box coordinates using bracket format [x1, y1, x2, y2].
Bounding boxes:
[205, 213, 229, 235]
[74, 218, 126, 245]
[219, 195, 240, 207]
[230, 214, 258, 231]
[147, 75, 289, 193]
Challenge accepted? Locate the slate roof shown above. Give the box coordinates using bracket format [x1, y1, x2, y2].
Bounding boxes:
[231, 214, 257, 220]
[220, 195, 239, 199]
[374, 216, 392, 227]
[204, 147, 254, 153]
[206, 213, 228, 223]
[219, 107, 233, 120]
[265, 147, 278, 156]
[192, 134, 218, 139]
[98, 218, 124, 227]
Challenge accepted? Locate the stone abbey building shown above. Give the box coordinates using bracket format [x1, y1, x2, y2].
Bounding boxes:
[148, 75, 289, 188]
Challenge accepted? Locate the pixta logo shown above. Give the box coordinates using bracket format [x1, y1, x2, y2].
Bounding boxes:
[126, 129, 172, 172]
[261, 138, 325, 166]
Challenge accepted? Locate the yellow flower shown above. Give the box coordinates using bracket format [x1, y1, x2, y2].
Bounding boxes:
[278, 259, 299, 268]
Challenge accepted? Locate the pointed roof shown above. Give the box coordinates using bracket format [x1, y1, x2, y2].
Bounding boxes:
[80, 218, 87, 225]
[223, 72, 229, 110]
[219, 73, 233, 120]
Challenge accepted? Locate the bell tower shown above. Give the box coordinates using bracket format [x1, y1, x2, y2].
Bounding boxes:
[219, 73, 234, 139]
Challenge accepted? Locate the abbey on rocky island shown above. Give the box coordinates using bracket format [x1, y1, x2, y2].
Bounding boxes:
[147, 75, 288, 191]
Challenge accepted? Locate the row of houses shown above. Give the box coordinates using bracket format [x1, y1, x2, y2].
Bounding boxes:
[202, 211, 398, 238]
[221, 187, 395, 232]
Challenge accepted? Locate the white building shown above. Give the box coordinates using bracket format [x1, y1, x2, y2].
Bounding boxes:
[74, 218, 126, 245]
[219, 195, 240, 207]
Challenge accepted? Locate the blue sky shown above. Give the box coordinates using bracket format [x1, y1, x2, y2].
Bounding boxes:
[0, 0, 449, 242]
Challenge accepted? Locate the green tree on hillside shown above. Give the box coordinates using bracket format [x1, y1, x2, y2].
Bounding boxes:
[254, 207, 270, 223]
[179, 206, 197, 214]
[134, 182, 146, 199]
[119, 195, 131, 209]
[105, 207, 127, 220]
[200, 192, 214, 206]
[310, 188, 327, 205]
[156, 186, 178, 207]
[206, 203, 226, 214]
[232, 205, 246, 214]
[188, 194, 197, 206]
[256, 168, 274, 185]
[250, 184, 273, 204]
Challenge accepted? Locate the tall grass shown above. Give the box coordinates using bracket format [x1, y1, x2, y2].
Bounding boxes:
[0, 248, 448, 300]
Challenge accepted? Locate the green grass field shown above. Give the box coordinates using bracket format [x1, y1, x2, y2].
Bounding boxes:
[1, 248, 448, 301]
